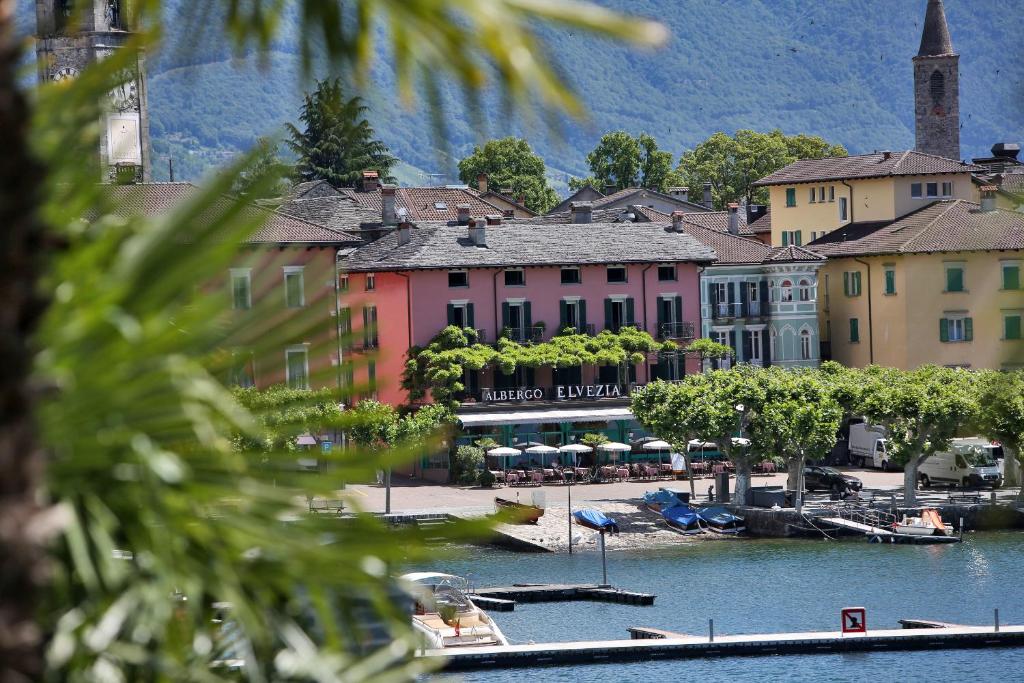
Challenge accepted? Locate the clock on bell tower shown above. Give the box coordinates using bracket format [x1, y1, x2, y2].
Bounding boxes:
[35, 0, 151, 182]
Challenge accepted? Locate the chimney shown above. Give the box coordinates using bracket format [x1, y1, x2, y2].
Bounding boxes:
[881, 150, 892, 161]
[396, 220, 413, 246]
[516, 194, 526, 207]
[476, 173, 488, 193]
[979, 185, 998, 212]
[603, 183, 616, 196]
[456, 203, 471, 225]
[381, 184, 397, 225]
[485, 214, 502, 226]
[746, 204, 766, 224]
[361, 169, 380, 192]
[669, 186, 689, 202]
[702, 182, 713, 209]
[671, 211, 685, 233]
[502, 208, 515, 219]
[727, 203, 741, 235]
[469, 217, 488, 247]
[992, 143, 1021, 161]
[571, 201, 593, 224]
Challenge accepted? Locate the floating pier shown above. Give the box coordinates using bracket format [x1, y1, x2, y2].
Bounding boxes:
[627, 626, 690, 640]
[423, 625, 1024, 671]
[470, 583, 655, 606]
[817, 515, 961, 544]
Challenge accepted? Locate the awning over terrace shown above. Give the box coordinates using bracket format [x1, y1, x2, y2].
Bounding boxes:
[457, 406, 635, 427]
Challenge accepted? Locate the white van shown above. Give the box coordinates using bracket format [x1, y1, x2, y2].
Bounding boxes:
[918, 438, 1003, 489]
[848, 423, 890, 470]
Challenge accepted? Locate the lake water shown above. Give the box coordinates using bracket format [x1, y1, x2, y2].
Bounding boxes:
[421, 532, 1024, 682]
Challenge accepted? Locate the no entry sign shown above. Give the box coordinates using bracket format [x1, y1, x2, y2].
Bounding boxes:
[841, 607, 867, 634]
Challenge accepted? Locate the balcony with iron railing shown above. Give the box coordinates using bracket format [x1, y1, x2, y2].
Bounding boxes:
[503, 325, 546, 344]
[559, 323, 596, 336]
[712, 301, 767, 320]
[658, 321, 696, 340]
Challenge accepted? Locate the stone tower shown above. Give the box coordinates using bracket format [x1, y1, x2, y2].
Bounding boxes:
[913, 0, 960, 161]
[35, 1, 151, 182]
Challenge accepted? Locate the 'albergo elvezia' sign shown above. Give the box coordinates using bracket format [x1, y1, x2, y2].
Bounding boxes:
[481, 384, 623, 403]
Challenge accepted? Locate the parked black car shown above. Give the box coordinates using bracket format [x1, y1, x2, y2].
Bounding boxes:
[804, 466, 863, 493]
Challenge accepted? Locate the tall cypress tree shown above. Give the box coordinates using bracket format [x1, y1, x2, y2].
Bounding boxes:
[285, 79, 397, 187]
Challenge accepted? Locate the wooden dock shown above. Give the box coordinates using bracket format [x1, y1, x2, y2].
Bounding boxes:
[423, 625, 1024, 671]
[470, 583, 655, 606]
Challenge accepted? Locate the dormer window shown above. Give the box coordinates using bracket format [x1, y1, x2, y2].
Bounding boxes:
[434, 202, 447, 210]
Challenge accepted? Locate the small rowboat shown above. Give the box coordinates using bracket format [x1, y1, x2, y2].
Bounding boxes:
[494, 497, 544, 524]
[573, 508, 620, 534]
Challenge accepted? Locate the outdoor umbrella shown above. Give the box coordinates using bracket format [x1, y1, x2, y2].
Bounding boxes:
[598, 441, 632, 465]
[487, 446, 522, 472]
[557, 443, 594, 555]
[643, 439, 673, 467]
[525, 444, 558, 467]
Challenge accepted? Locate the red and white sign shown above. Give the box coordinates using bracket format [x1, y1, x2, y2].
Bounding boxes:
[841, 607, 867, 634]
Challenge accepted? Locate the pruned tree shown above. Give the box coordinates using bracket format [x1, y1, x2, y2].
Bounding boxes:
[977, 370, 1024, 492]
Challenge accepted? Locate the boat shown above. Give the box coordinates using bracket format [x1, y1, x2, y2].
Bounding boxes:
[573, 508, 620, 534]
[402, 573, 510, 649]
[661, 504, 703, 535]
[643, 489, 678, 512]
[893, 508, 950, 536]
[696, 506, 745, 535]
[494, 496, 544, 524]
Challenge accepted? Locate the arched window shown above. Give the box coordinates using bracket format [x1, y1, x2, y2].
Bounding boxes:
[800, 329, 813, 360]
[780, 279, 793, 303]
[769, 328, 778, 361]
[930, 70, 945, 103]
[798, 279, 811, 302]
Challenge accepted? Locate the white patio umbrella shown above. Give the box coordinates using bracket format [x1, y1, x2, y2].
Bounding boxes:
[643, 439, 673, 467]
[487, 446, 522, 472]
[598, 441, 632, 465]
[525, 444, 558, 466]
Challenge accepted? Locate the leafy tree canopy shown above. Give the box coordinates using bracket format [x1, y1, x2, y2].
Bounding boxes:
[570, 131, 682, 193]
[676, 129, 847, 209]
[286, 78, 398, 188]
[458, 136, 559, 213]
[230, 136, 290, 199]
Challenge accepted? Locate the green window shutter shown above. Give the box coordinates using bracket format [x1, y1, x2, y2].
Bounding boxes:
[560, 300, 568, 329]
[674, 296, 683, 326]
[656, 297, 666, 331]
[467, 303, 475, 328]
[523, 301, 532, 330]
[939, 318, 949, 342]
[853, 271, 862, 296]
[579, 299, 588, 331]
[1007, 315, 1022, 340]
[447, 303, 456, 326]
[850, 318, 859, 343]
[625, 297, 635, 326]
[947, 267, 963, 292]
[604, 298, 613, 331]
[501, 302, 511, 329]
[843, 272, 850, 296]
[885, 269, 895, 295]
[795, 231, 803, 246]
[964, 317, 973, 342]
[1004, 266, 1020, 290]
[786, 188, 796, 207]
[781, 231, 789, 247]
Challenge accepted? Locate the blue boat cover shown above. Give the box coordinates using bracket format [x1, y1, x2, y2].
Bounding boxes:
[661, 504, 699, 527]
[644, 490, 678, 508]
[697, 506, 743, 526]
[573, 509, 618, 531]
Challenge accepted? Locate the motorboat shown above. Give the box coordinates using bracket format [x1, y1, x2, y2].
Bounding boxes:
[402, 573, 509, 649]
[893, 508, 950, 536]
[661, 504, 703, 535]
[494, 496, 544, 524]
[696, 506, 745, 535]
[573, 508, 620, 534]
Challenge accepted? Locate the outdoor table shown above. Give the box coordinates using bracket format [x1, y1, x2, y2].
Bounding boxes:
[543, 468, 555, 480]
[491, 470, 506, 483]
[505, 472, 519, 485]
[616, 467, 630, 481]
[530, 470, 544, 484]
[599, 466, 616, 478]
[574, 467, 589, 481]
[643, 465, 659, 478]
[660, 463, 673, 472]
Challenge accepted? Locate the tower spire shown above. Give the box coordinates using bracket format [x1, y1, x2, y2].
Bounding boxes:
[918, 0, 955, 57]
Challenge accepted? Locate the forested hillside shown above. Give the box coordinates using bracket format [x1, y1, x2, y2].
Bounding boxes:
[18, 0, 1024, 186]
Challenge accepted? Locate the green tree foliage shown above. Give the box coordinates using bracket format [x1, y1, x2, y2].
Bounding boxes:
[684, 337, 735, 362]
[858, 365, 979, 504]
[232, 385, 343, 451]
[286, 78, 398, 187]
[458, 136, 558, 213]
[676, 129, 847, 209]
[570, 131, 681, 193]
[977, 371, 1024, 490]
[230, 136, 290, 199]
[453, 445, 485, 485]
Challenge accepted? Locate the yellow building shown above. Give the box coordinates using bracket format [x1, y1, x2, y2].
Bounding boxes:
[809, 193, 1024, 370]
[752, 151, 981, 248]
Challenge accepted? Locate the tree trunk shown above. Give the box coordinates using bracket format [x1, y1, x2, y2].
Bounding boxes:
[786, 458, 801, 492]
[1002, 445, 1021, 493]
[904, 460, 920, 506]
[683, 452, 695, 499]
[0, 6, 49, 679]
[733, 460, 753, 506]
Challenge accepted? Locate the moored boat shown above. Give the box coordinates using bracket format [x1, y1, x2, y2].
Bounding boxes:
[402, 573, 510, 649]
[661, 504, 703, 535]
[573, 508, 620, 534]
[696, 506, 745, 535]
[893, 508, 950, 536]
[494, 496, 544, 524]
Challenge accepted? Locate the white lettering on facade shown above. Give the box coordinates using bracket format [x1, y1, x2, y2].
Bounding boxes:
[481, 384, 624, 403]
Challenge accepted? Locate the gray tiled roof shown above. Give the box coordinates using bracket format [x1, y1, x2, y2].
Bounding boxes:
[753, 151, 982, 187]
[341, 186, 505, 222]
[592, 187, 710, 213]
[341, 220, 717, 272]
[546, 186, 605, 215]
[672, 217, 822, 266]
[277, 196, 382, 232]
[807, 200, 1024, 257]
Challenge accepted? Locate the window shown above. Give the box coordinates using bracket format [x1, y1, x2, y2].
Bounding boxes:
[945, 264, 965, 292]
[911, 183, 923, 199]
[942, 181, 953, 197]
[819, 186, 826, 202]
[798, 279, 811, 302]
[1005, 314, 1022, 341]
[849, 318, 860, 344]
[447, 302, 473, 328]
[504, 268, 526, 286]
[1003, 263, 1020, 290]
[809, 188, 816, 204]
[285, 346, 309, 389]
[448, 270, 469, 288]
[658, 265, 677, 281]
[561, 298, 583, 332]
[607, 266, 627, 283]
[926, 182, 938, 198]
[433, 201, 447, 210]
[839, 197, 849, 221]
[230, 268, 251, 310]
[843, 271, 862, 297]
[824, 274, 831, 311]
[884, 267, 896, 295]
[769, 328, 777, 361]
[367, 361, 377, 398]
[786, 188, 797, 207]
[502, 300, 530, 340]
[339, 274, 349, 293]
[800, 329, 812, 360]
[780, 279, 793, 303]
[828, 186, 835, 202]
[284, 266, 305, 308]
[365, 273, 376, 291]
[747, 329, 763, 363]
[605, 297, 633, 332]
[561, 267, 581, 285]
[363, 305, 378, 348]
[781, 230, 802, 246]
[228, 352, 254, 388]
[339, 307, 352, 351]
[940, 316, 972, 343]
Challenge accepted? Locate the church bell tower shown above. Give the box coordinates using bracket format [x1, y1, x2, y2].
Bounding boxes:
[913, 0, 960, 161]
[35, 1, 151, 182]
